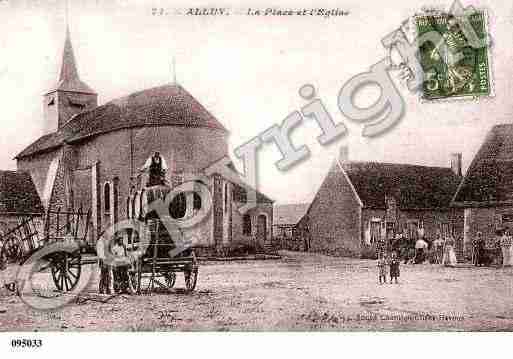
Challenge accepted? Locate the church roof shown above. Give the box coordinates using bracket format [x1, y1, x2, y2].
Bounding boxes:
[340, 161, 461, 210]
[452, 124, 513, 206]
[47, 27, 96, 95]
[16, 84, 227, 158]
[0, 171, 44, 214]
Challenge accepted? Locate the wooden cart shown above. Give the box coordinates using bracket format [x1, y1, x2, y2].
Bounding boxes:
[127, 185, 199, 294]
[0, 207, 91, 294]
[1, 183, 200, 295]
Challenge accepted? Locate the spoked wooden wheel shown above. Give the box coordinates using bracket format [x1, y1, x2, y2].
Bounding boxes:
[1, 236, 21, 263]
[164, 272, 176, 289]
[50, 251, 82, 292]
[184, 269, 198, 292]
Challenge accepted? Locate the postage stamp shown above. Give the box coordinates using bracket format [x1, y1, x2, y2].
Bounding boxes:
[415, 10, 492, 101]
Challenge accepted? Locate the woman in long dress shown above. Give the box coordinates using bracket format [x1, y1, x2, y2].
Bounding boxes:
[442, 235, 457, 267]
[500, 230, 513, 267]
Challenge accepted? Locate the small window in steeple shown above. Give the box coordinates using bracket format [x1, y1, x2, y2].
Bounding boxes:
[68, 97, 86, 108]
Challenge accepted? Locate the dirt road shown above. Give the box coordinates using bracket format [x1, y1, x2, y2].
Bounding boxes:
[1, 251, 512, 331]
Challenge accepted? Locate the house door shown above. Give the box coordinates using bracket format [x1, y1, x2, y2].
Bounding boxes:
[257, 215, 267, 243]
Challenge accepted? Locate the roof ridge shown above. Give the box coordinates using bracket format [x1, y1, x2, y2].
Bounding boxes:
[343, 160, 453, 171]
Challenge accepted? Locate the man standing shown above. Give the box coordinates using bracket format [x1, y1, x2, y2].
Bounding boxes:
[433, 234, 444, 264]
[472, 232, 483, 266]
[141, 151, 168, 186]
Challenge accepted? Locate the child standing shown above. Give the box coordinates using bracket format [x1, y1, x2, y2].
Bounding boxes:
[377, 254, 388, 284]
[111, 235, 134, 294]
[389, 251, 400, 284]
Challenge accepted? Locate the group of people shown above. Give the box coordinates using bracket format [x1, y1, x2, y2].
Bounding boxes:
[375, 230, 459, 284]
[472, 230, 513, 267]
[384, 231, 458, 267]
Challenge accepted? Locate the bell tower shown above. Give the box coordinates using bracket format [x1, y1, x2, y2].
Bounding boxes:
[43, 26, 97, 133]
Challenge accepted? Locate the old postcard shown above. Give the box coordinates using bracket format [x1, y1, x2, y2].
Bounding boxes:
[0, 0, 512, 351]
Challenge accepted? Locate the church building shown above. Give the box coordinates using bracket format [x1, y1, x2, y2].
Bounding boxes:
[14, 27, 273, 254]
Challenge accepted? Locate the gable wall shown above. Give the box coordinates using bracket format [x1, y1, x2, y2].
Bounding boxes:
[17, 148, 63, 210]
[307, 161, 362, 257]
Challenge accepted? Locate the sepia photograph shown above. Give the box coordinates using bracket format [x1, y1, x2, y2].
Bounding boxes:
[0, 0, 512, 356]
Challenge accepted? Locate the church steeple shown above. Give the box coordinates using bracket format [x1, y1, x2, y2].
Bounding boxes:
[43, 26, 98, 133]
[54, 26, 96, 94]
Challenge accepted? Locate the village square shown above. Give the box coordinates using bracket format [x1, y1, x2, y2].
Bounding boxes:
[0, 2, 512, 332]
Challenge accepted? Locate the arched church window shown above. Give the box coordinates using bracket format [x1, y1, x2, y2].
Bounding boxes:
[104, 182, 111, 214]
[126, 197, 131, 219]
[113, 177, 119, 223]
[224, 182, 228, 213]
[243, 214, 252, 235]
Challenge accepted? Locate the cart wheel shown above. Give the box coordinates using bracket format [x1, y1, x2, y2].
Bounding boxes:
[164, 272, 176, 288]
[50, 251, 81, 292]
[184, 269, 198, 292]
[1, 236, 21, 262]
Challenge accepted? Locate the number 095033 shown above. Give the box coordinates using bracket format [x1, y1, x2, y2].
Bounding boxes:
[11, 339, 42, 348]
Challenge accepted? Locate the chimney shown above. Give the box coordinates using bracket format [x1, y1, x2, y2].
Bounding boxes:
[450, 153, 462, 177]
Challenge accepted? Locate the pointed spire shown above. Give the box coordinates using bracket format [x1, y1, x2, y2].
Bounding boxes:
[50, 25, 96, 95]
[59, 26, 79, 83]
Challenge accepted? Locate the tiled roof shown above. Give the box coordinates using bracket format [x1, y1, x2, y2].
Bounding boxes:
[452, 124, 513, 205]
[273, 203, 309, 225]
[341, 161, 461, 210]
[16, 132, 66, 159]
[0, 171, 44, 214]
[16, 84, 227, 158]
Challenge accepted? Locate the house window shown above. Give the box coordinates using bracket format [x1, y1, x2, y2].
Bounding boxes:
[243, 214, 252, 235]
[233, 186, 247, 203]
[370, 220, 381, 244]
[104, 182, 111, 214]
[386, 222, 395, 240]
[502, 213, 513, 223]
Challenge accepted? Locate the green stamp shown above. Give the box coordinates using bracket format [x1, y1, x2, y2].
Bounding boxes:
[415, 10, 491, 100]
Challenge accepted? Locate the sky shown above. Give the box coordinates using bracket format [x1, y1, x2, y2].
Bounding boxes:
[0, 0, 512, 205]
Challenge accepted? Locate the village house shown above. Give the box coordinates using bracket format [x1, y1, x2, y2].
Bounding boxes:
[273, 203, 309, 250]
[0, 171, 44, 234]
[300, 147, 464, 259]
[12, 27, 273, 254]
[452, 124, 513, 256]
